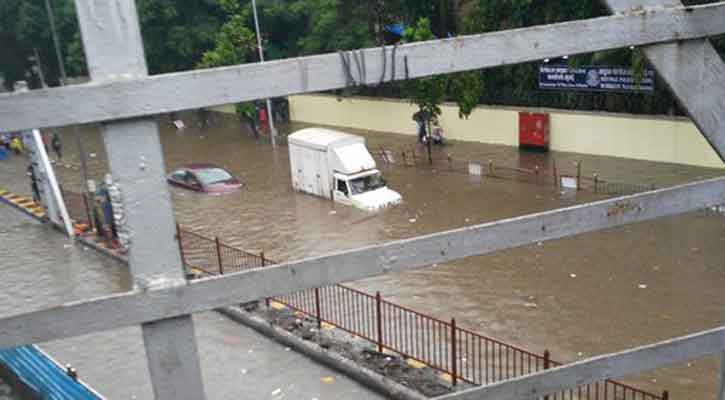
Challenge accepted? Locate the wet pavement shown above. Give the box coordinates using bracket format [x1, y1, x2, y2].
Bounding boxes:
[3, 111, 725, 398]
[0, 204, 381, 399]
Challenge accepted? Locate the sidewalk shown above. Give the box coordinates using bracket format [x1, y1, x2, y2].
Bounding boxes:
[0, 203, 382, 400]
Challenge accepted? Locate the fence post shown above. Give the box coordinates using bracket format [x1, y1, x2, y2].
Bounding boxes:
[488, 160, 494, 176]
[552, 160, 558, 187]
[593, 174, 599, 194]
[376, 291, 383, 353]
[451, 318, 458, 386]
[535, 166, 540, 184]
[215, 237, 223, 275]
[447, 154, 453, 171]
[314, 288, 322, 329]
[662, 390, 669, 400]
[175, 223, 187, 270]
[82, 192, 93, 231]
[576, 162, 582, 191]
[543, 350, 551, 400]
[261, 251, 269, 307]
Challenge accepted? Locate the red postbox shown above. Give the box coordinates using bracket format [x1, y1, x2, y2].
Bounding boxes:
[519, 112, 550, 150]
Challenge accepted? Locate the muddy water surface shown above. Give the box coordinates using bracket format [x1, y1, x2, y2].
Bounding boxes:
[29, 112, 725, 398]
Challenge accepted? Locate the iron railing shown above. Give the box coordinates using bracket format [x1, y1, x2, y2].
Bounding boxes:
[177, 228, 666, 399]
[382, 147, 656, 196]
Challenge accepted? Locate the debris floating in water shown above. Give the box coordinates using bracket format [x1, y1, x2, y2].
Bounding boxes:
[570, 273, 577, 278]
[638, 284, 648, 289]
[409, 218, 417, 223]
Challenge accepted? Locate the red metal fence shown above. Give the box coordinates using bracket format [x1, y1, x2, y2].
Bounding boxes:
[177, 230, 666, 399]
[177, 225, 267, 276]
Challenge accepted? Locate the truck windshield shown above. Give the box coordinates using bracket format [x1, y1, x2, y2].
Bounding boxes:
[349, 174, 386, 195]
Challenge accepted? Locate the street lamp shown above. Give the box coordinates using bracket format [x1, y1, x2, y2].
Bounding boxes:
[251, 0, 278, 147]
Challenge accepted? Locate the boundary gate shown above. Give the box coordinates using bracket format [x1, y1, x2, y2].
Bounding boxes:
[0, 1, 724, 399]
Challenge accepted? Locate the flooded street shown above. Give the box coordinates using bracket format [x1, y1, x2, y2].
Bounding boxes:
[5, 111, 725, 398]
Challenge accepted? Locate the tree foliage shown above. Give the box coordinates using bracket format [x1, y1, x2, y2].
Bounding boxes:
[2, 0, 724, 116]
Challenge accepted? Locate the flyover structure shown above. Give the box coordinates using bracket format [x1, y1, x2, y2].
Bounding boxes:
[0, 1, 724, 399]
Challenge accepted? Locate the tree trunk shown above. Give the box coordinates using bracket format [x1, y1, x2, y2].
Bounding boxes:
[426, 118, 433, 165]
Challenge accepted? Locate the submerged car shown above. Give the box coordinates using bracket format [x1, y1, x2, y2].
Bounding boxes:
[167, 164, 242, 194]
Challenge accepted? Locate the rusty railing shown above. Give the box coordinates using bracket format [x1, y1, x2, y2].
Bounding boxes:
[177, 227, 666, 399]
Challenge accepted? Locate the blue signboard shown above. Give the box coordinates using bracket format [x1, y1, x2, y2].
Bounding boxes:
[538, 65, 655, 93]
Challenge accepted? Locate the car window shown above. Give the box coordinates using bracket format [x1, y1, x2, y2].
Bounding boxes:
[171, 170, 187, 180]
[194, 168, 233, 185]
[337, 179, 348, 195]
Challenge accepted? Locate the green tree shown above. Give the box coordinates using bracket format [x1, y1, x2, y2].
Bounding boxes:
[403, 17, 482, 162]
[197, 1, 258, 126]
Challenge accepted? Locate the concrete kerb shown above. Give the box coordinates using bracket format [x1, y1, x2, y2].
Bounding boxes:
[217, 306, 429, 400]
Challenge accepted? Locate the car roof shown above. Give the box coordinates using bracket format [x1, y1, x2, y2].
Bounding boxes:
[177, 163, 225, 172]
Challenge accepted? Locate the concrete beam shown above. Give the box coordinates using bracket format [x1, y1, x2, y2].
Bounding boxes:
[2, 2, 725, 132]
[604, 0, 725, 161]
[435, 327, 725, 400]
[0, 176, 724, 349]
[73, 1, 206, 399]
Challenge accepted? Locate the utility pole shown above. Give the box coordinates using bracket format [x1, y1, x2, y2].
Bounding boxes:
[251, 0, 277, 147]
[44, 0, 90, 191]
[31, 48, 48, 88]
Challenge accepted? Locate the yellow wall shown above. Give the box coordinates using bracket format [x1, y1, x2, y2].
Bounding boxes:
[286, 94, 724, 169]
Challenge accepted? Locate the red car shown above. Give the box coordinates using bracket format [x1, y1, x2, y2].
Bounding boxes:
[167, 164, 243, 194]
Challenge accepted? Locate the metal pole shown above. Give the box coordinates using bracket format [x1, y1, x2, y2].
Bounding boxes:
[451, 318, 458, 386]
[44, 0, 67, 83]
[32, 48, 48, 88]
[314, 288, 322, 329]
[44, 0, 90, 189]
[543, 350, 551, 400]
[251, 0, 277, 147]
[376, 291, 383, 353]
[215, 237, 223, 275]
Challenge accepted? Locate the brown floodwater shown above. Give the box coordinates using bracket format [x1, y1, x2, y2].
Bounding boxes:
[26, 111, 725, 398]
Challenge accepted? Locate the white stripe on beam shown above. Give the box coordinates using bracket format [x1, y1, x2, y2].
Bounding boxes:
[0, 177, 724, 349]
[435, 326, 725, 400]
[1, 2, 725, 132]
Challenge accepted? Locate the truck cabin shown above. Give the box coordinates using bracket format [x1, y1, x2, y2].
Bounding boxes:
[333, 170, 386, 198]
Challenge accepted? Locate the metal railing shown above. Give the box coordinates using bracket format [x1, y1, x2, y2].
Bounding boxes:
[384, 147, 656, 196]
[176, 225, 267, 276]
[177, 228, 665, 398]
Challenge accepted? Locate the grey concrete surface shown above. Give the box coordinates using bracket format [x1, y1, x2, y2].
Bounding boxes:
[0, 204, 381, 400]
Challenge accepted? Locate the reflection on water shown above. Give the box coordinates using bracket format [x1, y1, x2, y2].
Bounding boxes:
[15, 111, 725, 398]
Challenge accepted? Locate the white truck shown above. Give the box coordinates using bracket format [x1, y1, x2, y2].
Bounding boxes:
[288, 128, 401, 210]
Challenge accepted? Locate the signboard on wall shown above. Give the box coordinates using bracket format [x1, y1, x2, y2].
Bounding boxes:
[538, 65, 655, 93]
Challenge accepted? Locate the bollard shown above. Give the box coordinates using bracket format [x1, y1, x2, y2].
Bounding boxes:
[215, 237, 223, 275]
[451, 318, 458, 386]
[594, 174, 599, 194]
[376, 292, 384, 353]
[535, 166, 540, 184]
[488, 160, 494, 176]
[576, 162, 582, 191]
[448, 154, 453, 171]
[662, 390, 669, 400]
[552, 160, 558, 187]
